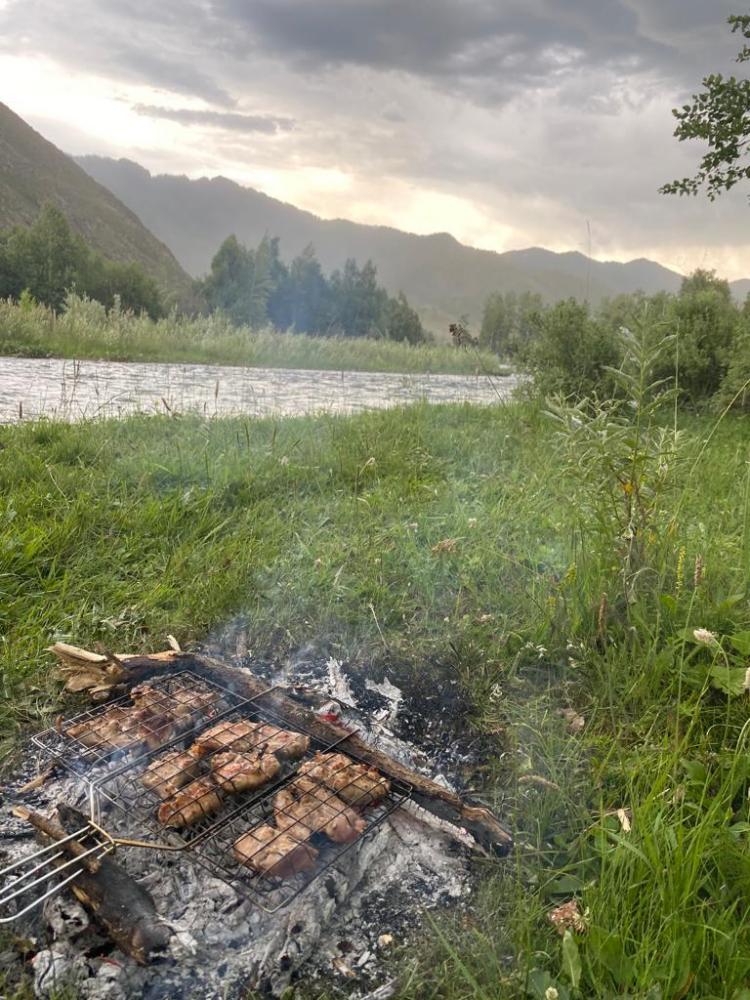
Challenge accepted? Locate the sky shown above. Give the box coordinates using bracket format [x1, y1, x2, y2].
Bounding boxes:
[1, 0, 749, 279]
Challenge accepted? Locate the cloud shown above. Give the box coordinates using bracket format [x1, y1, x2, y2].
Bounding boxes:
[1, 0, 748, 276]
[132, 105, 294, 134]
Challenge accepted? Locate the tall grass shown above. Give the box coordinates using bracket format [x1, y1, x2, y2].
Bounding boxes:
[0, 294, 506, 375]
[1, 379, 749, 996]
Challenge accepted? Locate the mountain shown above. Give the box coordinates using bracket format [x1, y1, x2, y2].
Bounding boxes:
[0, 104, 191, 302]
[77, 155, 749, 333]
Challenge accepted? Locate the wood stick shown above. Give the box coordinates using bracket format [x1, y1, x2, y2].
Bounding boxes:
[108, 649, 514, 855]
[16, 804, 171, 964]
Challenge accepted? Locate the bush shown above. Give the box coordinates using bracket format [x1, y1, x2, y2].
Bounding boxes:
[527, 299, 621, 398]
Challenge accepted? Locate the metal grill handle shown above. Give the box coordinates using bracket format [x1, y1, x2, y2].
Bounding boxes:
[0, 825, 115, 924]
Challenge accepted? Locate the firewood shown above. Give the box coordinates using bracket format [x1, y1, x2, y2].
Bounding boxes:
[15, 805, 170, 964]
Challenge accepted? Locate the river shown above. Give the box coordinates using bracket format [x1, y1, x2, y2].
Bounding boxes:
[0, 357, 518, 423]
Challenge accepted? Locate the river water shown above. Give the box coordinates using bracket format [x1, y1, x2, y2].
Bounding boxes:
[0, 357, 518, 423]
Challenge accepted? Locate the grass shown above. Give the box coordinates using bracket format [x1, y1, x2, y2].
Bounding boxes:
[1, 388, 750, 998]
[0, 294, 507, 375]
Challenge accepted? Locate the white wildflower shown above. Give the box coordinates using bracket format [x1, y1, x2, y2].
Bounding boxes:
[544, 989, 559, 1000]
[693, 628, 718, 647]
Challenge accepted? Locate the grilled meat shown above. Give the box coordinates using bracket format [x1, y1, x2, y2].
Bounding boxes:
[129, 684, 168, 711]
[253, 724, 309, 761]
[157, 777, 223, 827]
[233, 824, 318, 878]
[190, 719, 309, 761]
[211, 751, 281, 795]
[141, 750, 200, 799]
[67, 684, 221, 756]
[190, 720, 265, 757]
[67, 706, 148, 750]
[274, 776, 366, 844]
[298, 752, 390, 806]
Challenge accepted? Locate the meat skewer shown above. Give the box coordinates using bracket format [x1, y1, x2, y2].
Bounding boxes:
[298, 752, 390, 806]
[157, 777, 223, 828]
[274, 776, 366, 844]
[233, 824, 318, 878]
[211, 751, 281, 795]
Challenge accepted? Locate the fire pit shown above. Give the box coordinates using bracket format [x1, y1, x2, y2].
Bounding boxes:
[1, 646, 511, 998]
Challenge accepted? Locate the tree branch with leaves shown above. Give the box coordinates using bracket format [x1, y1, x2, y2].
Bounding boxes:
[661, 15, 750, 200]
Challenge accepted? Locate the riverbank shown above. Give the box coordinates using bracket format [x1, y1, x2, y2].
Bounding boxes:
[0, 295, 505, 376]
[2, 402, 749, 997]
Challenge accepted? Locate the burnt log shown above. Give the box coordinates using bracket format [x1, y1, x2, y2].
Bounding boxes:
[15, 804, 170, 964]
[77, 648, 514, 856]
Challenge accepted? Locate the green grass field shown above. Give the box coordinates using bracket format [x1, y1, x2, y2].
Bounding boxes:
[1, 396, 749, 998]
[0, 295, 505, 375]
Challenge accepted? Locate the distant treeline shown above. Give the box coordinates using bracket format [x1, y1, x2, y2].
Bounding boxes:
[197, 234, 426, 343]
[0, 206, 427, 345]
[479, 272, 750, 407]
[0, 205, 164, 318]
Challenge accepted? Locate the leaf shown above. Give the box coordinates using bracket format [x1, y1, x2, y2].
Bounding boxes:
[547, 874, 584, 896]
[729, 631, 750, 656]
[561, 930, 582, 990]
[527, 969, 570, 1000]
[708, 663, 747, 697]
[587, 928, 634, 989]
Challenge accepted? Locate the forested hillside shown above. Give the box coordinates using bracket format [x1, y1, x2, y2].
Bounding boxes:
[0, 104, 191, 304]
[78, 155, 749, 333]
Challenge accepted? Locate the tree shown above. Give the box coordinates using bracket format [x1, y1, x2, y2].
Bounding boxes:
[385, 291, 425, 344]
[0, 204, 163, 316]
[200, 235, 253, 324]
[269, 244, 331, 334]
[329, 259, 388, 337]
[660, 269, 738, 399]
[480, 290, 543, 357]
[661, 15, 750, 200]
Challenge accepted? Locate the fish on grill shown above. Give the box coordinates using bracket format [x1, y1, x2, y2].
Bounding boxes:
[190, 720, 309, 761]
[298, 752, 390, 806]
[233, 824, 318, 878]
[141, 750, 200, 799]
[211, 751, 281, 795]
[274, 776, 366, 844]
[157, 776, 223, 827]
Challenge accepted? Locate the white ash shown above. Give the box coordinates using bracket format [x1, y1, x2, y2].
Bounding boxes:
[2, 660, 481, 999]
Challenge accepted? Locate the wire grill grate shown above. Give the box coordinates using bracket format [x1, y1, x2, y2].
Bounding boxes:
[31, 671, 251, 775]
[18, 671, 411, 916]
[92, 700, 411, 911]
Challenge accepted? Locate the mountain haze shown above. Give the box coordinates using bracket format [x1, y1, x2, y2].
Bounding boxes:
[0, 104, 191, 301]
[78, 156, 749, 333]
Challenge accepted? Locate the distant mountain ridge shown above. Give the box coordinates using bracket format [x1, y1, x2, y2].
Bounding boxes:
[0, 104, 191, 301]
[77, 156, 749, 333]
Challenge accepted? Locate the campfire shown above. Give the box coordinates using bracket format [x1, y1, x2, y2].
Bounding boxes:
[1, 644, 512, 997]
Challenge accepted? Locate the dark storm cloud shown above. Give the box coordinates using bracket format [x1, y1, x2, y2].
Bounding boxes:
[0, 0, 741, 108]
[133, 105, 295, 134]
[216, 0, 737, 96]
